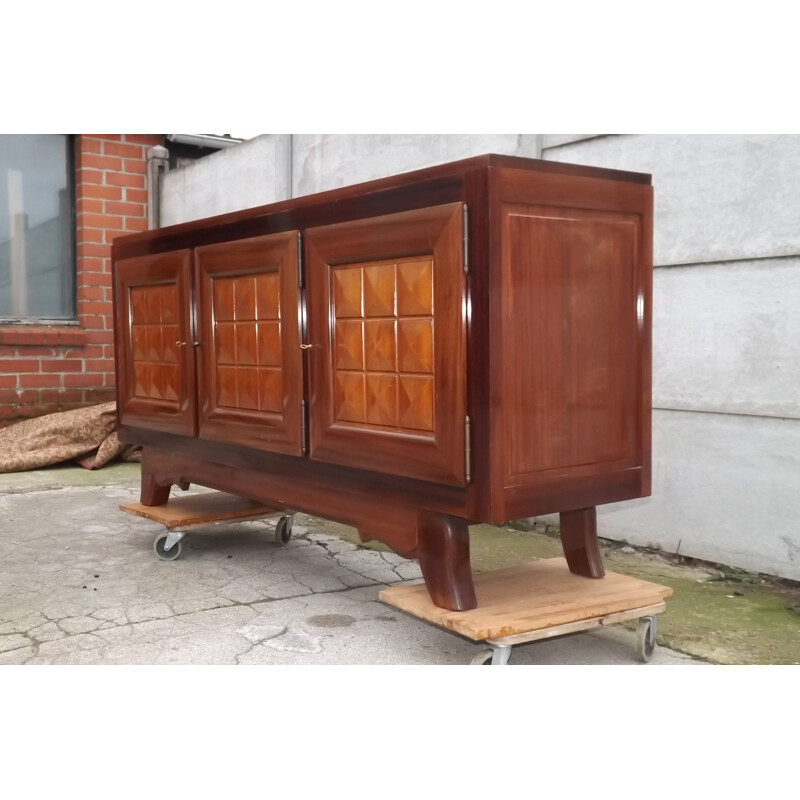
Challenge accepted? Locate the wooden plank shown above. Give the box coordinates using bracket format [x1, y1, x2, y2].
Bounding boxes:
[379, 558, 673, 641]
[485, 602, 666, 647]
[119, 492, 286, 529]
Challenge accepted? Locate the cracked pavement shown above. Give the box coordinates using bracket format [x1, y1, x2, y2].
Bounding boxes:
[0, 466, 699, 665]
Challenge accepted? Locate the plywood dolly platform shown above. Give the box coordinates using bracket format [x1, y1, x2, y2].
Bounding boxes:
[380, 557, 673, 665]
[120, 492, 295, 561]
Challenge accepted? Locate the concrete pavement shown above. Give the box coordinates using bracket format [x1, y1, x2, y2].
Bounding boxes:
[0, 464, 700, 665]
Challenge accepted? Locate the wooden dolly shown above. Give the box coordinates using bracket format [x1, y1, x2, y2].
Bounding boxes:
[120, 492, 295, 560]
[380, 557, 673, 665]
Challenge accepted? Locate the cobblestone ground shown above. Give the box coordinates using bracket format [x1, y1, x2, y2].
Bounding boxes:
[0, 481, 699, 665]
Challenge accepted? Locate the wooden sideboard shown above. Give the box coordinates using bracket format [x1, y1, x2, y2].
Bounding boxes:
[112, 153, 653, 611]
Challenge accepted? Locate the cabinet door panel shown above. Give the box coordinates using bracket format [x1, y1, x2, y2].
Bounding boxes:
[305, 203, 467, 486]
[114, 250, 196, 435]
[195, 232, 303, 455]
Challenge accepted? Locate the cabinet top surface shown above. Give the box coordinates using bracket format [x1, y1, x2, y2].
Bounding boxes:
[113, 152, 652, 258]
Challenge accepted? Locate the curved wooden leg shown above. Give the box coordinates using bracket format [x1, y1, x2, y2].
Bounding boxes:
[139, 447, 172, 506]
[417, 511, 477, 611]
[560, 507, 605, 578]
[140, 471, 171, 506]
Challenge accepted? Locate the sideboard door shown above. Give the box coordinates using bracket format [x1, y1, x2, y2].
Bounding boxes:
[195, 231, 304, 456]
[114, 250, 196, 435]
[305, 203, 467, 486]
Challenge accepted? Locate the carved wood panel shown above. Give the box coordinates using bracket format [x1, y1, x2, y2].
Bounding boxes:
[331, 256, 435, 433]
[305, 203, 467, 486]
[195, 231, 303, 455]
[114, 250, 196, 435]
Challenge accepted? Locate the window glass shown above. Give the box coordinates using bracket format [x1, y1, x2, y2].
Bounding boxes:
[0, 135, 74, 320]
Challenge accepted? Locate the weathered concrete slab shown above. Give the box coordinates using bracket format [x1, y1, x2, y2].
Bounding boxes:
[653, 258, 800, 418]
[0, 479, 696, 665]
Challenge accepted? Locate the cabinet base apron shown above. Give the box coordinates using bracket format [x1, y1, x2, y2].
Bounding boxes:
[138, 447, 480, 612]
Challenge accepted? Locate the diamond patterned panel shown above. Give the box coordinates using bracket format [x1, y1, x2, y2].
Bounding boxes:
[213, 272, 284, 413]
[131, 283, 183, 402]
[332, 256, 434, 433]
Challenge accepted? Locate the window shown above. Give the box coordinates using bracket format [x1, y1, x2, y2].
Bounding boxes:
[0, 135, 74, 321]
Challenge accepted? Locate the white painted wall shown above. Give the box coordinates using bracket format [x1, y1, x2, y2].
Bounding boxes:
[158, 133, 800, 581]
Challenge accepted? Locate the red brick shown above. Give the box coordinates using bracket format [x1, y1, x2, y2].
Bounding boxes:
[124, 217, 149, 232]
[105, 201, 145, 217]
[122, 158, 148, 175]
[104, 141, 144, 159]
[81, 213, 124, 230]
[14, 347, 55, 357]
[77, 244, 110, 259]
[126, 135, 162, 146]
[78, 228, 105, 243]
[15, 403, 60, 418]
[41, 359, 83, 373]
[64, 373, 102, 388]
[104, 230, 130, 244]
[77, 168, 104, 185]
[84, 359, 113, 372]
[77, 198, 104, 214]
[89, 134, 122, 141]
[0, 375, 17, 388]
[78, 138, 103, 154]
[86, 387, 117, 402]
[77, 285, 105, 301]
[77, 301, 108, 316]
[125, 188, 148, 204]
[59, 329, 89, 346]
[87, 330, 114, 344]
[19, 374, 61, 388]
[41, 389, 84, 404]
[80, 272, 112, 287]
[80, 315, 106, 329]
[80, 154, 123, 172]
[76, 257, 107, 273]
[65, 344, 103, 358]
[107, 172, 145, 189]
[0, 359, 39, 373]
[0, 389, 23, 403]
[79, 184, 123, 201]
[103, 345, 116, 358]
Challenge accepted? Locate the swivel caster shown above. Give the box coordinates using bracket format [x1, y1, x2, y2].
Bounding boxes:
[470, 645, 512, 665]
[275, 515, 294, 545]
[636, 615, 658, 662]
[153, 532, 184, 561]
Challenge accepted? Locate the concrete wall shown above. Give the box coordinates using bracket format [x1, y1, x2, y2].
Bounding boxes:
[161, 135, 292, 227]
[158, 133, 800, 581]
[544, 134, 800, 581]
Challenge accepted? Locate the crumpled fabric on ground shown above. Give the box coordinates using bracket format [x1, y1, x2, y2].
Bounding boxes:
[0, 401, 141, 473]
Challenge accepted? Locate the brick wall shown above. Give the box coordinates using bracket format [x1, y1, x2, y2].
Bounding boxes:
[0, 134, 163, 427]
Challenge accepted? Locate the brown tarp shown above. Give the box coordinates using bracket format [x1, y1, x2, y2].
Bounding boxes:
[0, 402, 141, 473]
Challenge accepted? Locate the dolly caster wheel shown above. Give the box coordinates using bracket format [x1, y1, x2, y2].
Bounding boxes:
[275, 515, 293, 545]
[636, 615, 658, 662]
[470, 650, 494, 665]
[470, 645, 511, 665]
[154, 533, 183, 561]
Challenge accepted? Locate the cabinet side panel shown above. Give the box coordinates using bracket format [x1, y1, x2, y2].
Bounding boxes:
[503, 206, 640, 480]
[497, 177, 651, 514]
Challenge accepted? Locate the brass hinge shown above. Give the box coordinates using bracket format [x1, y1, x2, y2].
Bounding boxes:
[297, 232, 304, 287]
[462, 204, 469, 274]
[464, 415, 472, 484]
[301, 399, 308, 454]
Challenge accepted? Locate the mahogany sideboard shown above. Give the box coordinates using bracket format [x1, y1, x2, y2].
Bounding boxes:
[112, 153, 653, 612]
